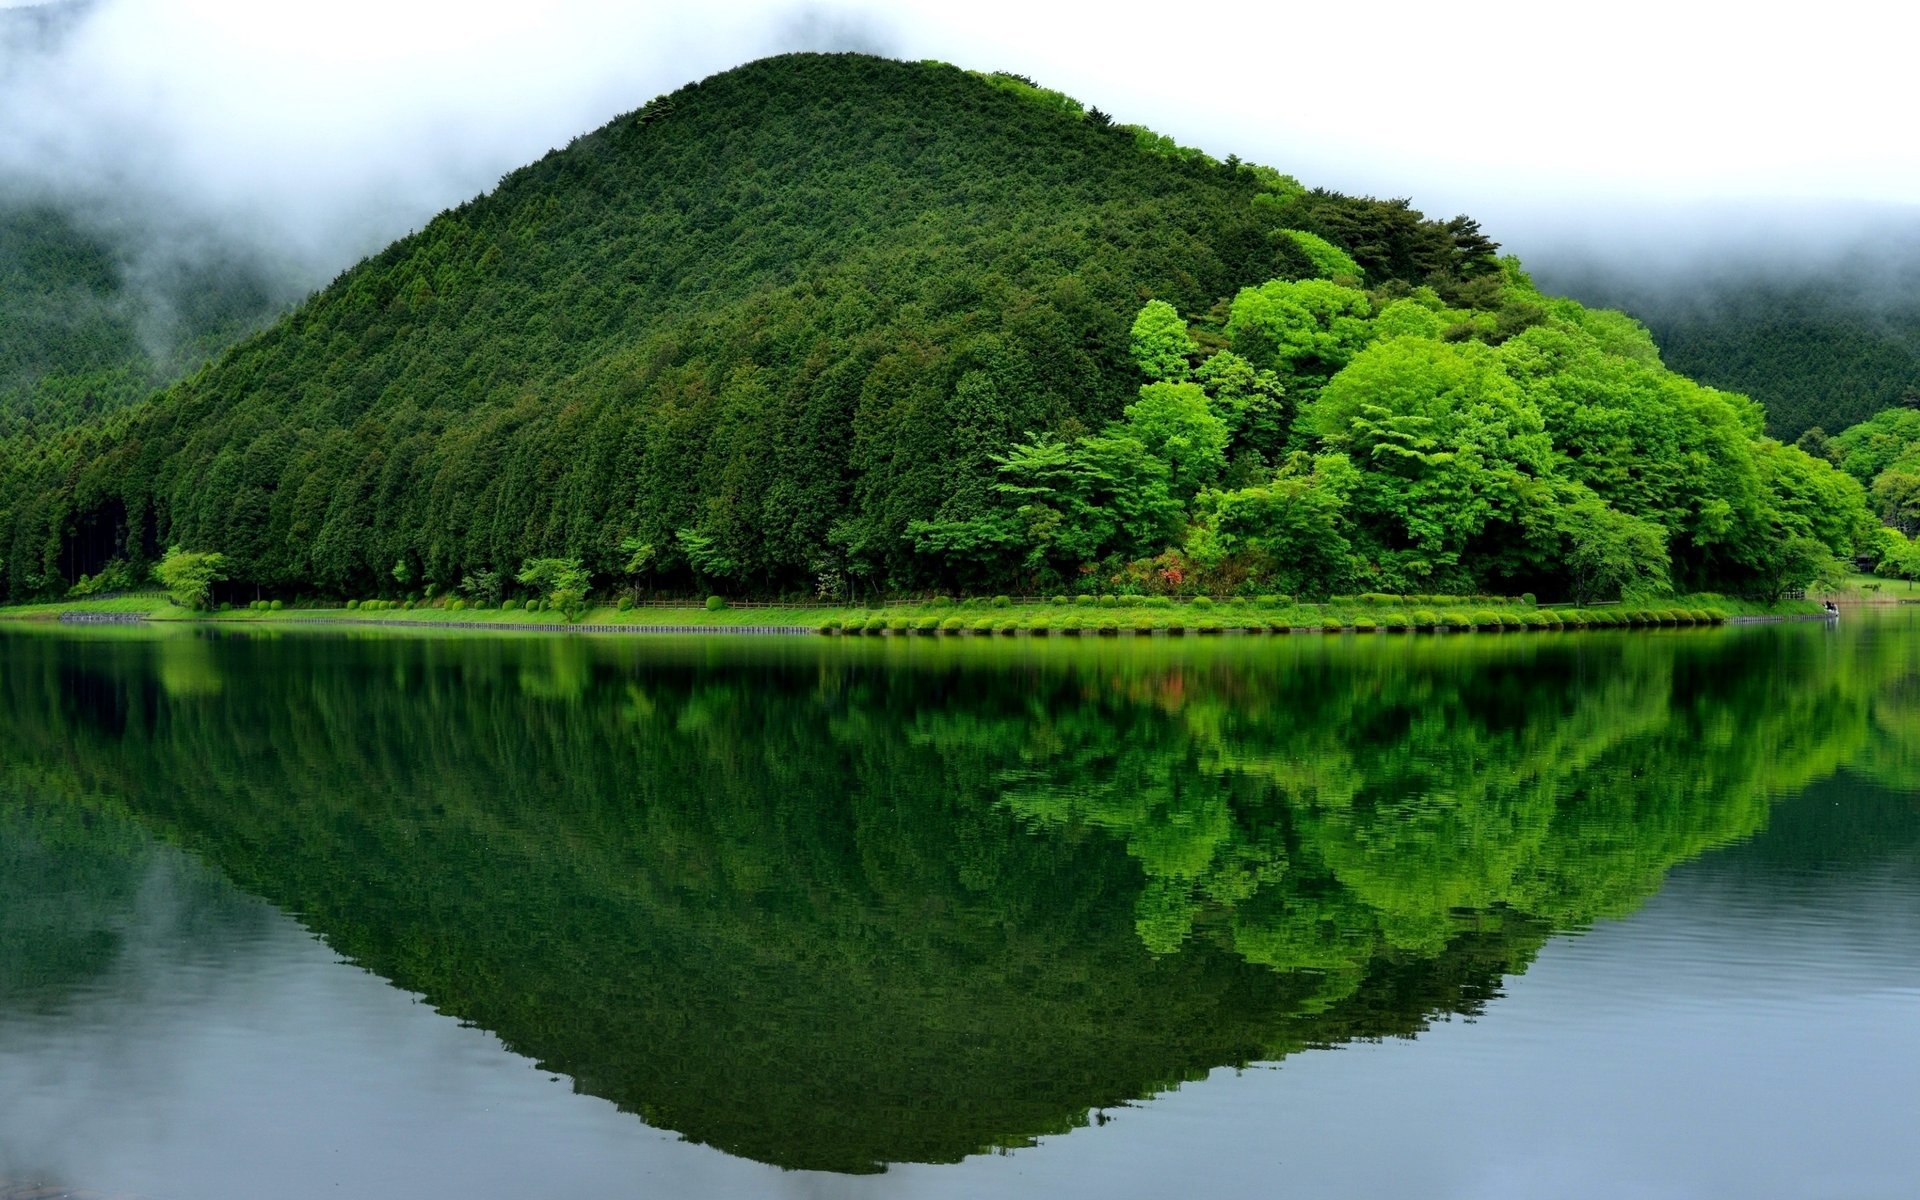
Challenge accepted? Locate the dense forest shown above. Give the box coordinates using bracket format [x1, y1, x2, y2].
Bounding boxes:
[0, 54, 1878, 604]
[0, 198, 284, 441]
[1546, 256, 1920, 441]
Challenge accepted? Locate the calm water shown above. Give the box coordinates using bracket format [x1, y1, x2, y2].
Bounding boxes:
[1, 617, 1916, 1199]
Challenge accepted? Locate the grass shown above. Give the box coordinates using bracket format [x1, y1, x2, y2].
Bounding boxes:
[1821, 572, 1920, 603]
[0, 590, 1819, 635]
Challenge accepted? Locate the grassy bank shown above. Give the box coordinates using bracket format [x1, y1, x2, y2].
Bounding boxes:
[1821, 572, 1920, 603]
[0, 591, 1817, 635]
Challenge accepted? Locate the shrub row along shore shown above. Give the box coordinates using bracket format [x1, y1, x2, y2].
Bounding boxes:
[0, 592, 1819, 636]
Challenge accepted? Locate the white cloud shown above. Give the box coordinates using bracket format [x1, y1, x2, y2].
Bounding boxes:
[3, 0, 1916, 292]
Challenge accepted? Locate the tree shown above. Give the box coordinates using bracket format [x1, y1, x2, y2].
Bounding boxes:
[1794, 426, 1839, 465]
[1118, 382, 1229, 500]
[460, 569, 503, 603]
[517, 557, 591, 621]
[1872, 468, 1920, 535]
[1558, 495, 1672, 604]
[1757, 535, 1845, 604]
[1128, 300, 1197, 382]
[155, 547, 228, 610]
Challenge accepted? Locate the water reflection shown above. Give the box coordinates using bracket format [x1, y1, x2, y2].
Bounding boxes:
[1, 621, 1917, 1179]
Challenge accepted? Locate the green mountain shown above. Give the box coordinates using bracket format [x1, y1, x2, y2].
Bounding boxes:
[0, 197, 283, 440]
[0, 53, 1873, 603]
[1541, 259, 1920, 442]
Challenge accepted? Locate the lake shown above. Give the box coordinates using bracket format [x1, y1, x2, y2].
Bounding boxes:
[1, 617, 1916, 1199]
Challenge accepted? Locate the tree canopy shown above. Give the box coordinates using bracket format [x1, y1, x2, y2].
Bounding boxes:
[0, 53, 1872, 604]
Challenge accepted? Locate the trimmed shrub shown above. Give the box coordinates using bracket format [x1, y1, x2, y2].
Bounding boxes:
[915, 614, 941, 632]
[1411, 608, 1439, 630]
[1095, 594, 1118, 608]
[1353, 617, 1377, 633]
[705, 595, 727, 611]
[1562, 610, 1590, 629]
[861, 615, 887, 633]
[1382, 612, 1410, 632]
[971, 617, 995, 633]
[1267, 616, 1292, 633]
[1073, 594, 1096, 608]
[1321, 618, 1344, 633]
[345, 599, 360, 611]
[991, 595, 1012, 608]
[939, 616, 965, 633]
[1470, 609, 1502, 629]
[1522, 610, 1550, 628]
[1197, 616, 1223, 634]
[888, 617, 910, 633]
[616, 596, 634, 612]
[1143, 595, 1173, 608]
[820, 617, 843, 633]
[1190, 595, 1215, 609]
[1520, 592, 1537, 606]
[1051, 594, 1069, 605]
[447, 598, 465, 612]
[502, 598, 521, 612]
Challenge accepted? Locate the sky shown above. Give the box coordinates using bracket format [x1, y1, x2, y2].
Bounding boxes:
[3, 0, 1916, 296]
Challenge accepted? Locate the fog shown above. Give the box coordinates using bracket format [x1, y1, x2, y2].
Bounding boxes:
[4, 0, 1918, 327]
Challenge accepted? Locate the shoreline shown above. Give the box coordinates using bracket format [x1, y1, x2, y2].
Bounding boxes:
[0, 594, 1829, 638]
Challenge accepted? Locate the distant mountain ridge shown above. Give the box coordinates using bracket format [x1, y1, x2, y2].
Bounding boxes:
[1536, 240, 1920, 441]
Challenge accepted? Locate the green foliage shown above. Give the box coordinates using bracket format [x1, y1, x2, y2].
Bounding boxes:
[705, 595, 727, 611]
[1558, 494, 1672, 604]
[154, 547, 228, 610]
[1552, 268, 1920, 439]
[1279, 229, 1362, 281]
[1129, 300, 1197, 382]
[517, 557, 590, 621]
[0, 54, 1865, 607]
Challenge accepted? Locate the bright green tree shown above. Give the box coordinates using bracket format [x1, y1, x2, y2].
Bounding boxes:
[517, 557, 591, 621]
[1129, 300, 1197, 382]
[155, 547, 228, 610]
[1558, 494, 1672, 604]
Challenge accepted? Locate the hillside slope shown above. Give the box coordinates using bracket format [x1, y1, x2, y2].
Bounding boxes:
[0, 198, 283, 439]
[0, 53, 1868, 604]
[0, 53, 1496, 597]
[1539, 257, 1920, 441]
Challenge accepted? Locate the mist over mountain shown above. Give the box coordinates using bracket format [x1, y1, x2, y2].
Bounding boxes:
[1522, 203, 1920, 439]
[6, 1, 1920, 446]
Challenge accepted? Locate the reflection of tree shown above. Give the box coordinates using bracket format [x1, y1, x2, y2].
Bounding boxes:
[0, 624, 1910, 1172]
[967, 632, 1877, 971]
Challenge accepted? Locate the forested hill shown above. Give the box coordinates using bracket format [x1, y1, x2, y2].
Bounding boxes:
[0, 198, 284, 439]
[1539, 258, 1920, 442]
[0, 53, 1872, 604]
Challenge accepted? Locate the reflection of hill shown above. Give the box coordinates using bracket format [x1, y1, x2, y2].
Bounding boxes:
[0, 626, 1897, 1172]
